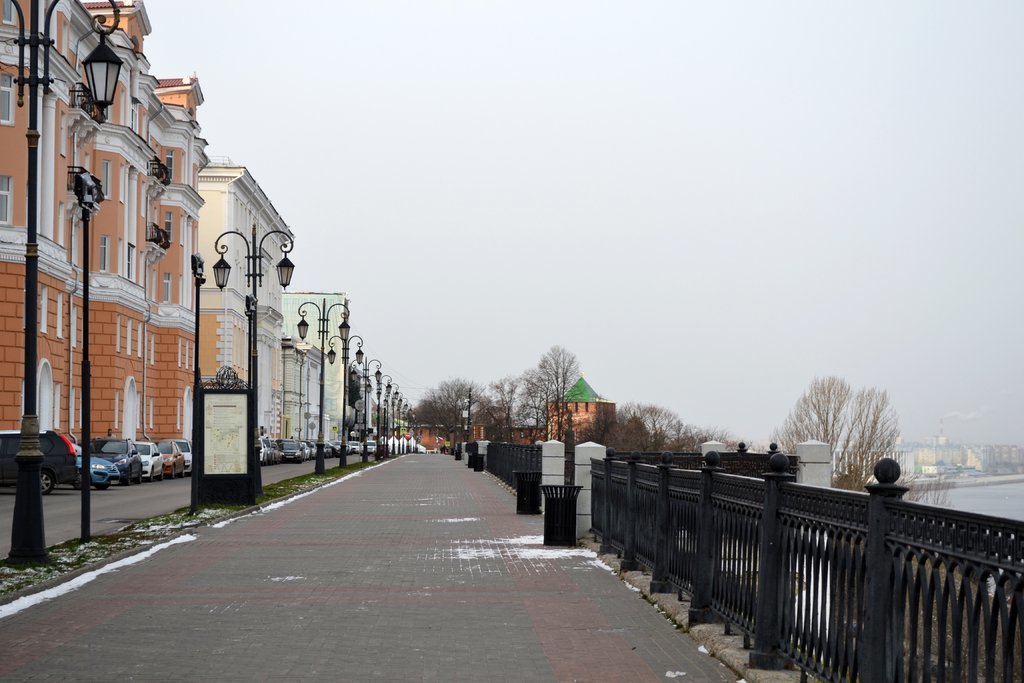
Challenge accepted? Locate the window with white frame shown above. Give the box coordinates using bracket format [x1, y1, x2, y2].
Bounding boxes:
[137, 322, 142, 357]
[69, 387, 75, 431]
[115, 313, 121, 352]
[54, 384, 61, 430]
[162, 272, 171, 303]
[127, 243, 135, 282]
[1, 74, 13, 125]
[40, 285, 47, 334]
[56, 294, 63, 338]
[56, 200, 63, 245]
[99, 235, 108, 271]
[70, 304, 77, 347]
[115, 392, 120, 427]
[0, 175, 11, 224]
[119, 164, 126, 203]
[125, 316, 131, 355]
[100, 160, 111, 197]
[149, 334, 155, 366]
[164, 150, 174, 183]
[163, 210, 173, 242]
[2, 1, 13, 25]
[59, 112, 66, 156]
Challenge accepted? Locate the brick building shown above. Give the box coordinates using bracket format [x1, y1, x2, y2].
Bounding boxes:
[0, 1, 207, 441]
[547, 376, 616, 442]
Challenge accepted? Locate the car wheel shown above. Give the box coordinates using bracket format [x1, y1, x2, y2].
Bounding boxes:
[121, 473, 130, 486]
[94, 483, 109, 490]
[134, 468, 143, 484]
[40, 469, 56, 495]
[72, 472, 82, 490]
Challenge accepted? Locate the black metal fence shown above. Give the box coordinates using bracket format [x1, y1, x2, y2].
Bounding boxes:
[485, 442, 542, 488]
[591, 450, 1024, 683]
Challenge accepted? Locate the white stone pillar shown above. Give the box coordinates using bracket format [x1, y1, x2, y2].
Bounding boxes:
[702, 441, 727, 456]
[40, 94, 56, 242]
[478, 440, 489, 466]
[541, 440, 565, 512]
[796, 440, 833, 487]
[574, 442, 604, 540]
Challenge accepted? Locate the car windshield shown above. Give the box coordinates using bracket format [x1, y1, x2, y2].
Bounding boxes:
[174, 440, 191, 453]
[157, 442, 175, 454]
[92, 440, 127, 454]
[280, 440, 299, 449]
[137, 444, 153, 455]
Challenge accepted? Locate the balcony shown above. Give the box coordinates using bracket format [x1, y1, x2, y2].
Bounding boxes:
[148, 157, 171, 186]
[146, 223, 171, 250]
[70, 83, 106, 123]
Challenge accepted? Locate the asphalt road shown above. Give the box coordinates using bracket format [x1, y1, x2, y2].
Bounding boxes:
[0, 461, 326, 558]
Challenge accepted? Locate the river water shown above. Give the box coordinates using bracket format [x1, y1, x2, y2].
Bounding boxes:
[948, 481, 1024, 522]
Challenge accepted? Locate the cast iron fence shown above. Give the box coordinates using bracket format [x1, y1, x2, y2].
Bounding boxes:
[485, 442, 542, 487]
[591, 450, 1024, 682]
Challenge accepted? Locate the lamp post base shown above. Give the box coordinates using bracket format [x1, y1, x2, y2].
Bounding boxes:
[7, 416, 49, 565]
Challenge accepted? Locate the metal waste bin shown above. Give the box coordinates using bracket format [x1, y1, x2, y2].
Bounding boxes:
[472, 451, 485, 472]
[513, 471, 541, 515]
[541, 485, 582, 546]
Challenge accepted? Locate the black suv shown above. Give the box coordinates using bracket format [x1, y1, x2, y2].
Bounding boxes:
[274, 439, 303, 462]
[90, 438, 143, 485]
[0, 430, 79, 494]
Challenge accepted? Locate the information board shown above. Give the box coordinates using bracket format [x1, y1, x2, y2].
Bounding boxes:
[203, 392, 248, 475]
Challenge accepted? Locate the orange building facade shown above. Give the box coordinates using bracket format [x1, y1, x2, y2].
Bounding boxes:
[0, 1, 207, 441]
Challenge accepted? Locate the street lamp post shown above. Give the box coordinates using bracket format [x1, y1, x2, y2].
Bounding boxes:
[335, 317, 352, 466]
[70, 167, 104, 542]
[189, 255, 205, 515]
[296, 298, 347, 474]
[211, 224, 294, 500]
[381, 378, 392, 458]
[8, 0, 123, 563]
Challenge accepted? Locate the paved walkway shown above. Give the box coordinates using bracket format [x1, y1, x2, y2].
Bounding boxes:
[0, 454, 737, 682]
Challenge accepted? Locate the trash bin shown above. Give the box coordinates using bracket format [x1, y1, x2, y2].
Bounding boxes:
[513, 471, 541, 515]
[454, 445, 462, 461]
[541, 485, 582, 546]
[472, 452, 485, 472]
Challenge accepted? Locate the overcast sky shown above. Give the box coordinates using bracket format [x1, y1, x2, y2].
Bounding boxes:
[143, 1, 1024, 446]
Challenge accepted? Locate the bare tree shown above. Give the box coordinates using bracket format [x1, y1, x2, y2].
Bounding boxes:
[774, 376, 900, 490]
[415, 378, 484, 446]
[516, 346, 580, 441]
[486, 375, 521, 443]
[606, 402, 730, 453]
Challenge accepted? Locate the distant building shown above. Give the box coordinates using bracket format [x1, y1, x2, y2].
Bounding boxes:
[547, 376, 616, 442]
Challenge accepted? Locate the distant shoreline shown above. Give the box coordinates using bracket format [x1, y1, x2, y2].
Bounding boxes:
[935, 473, 1024, 489]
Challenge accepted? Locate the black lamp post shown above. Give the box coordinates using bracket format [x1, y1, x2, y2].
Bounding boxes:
[189, 255, 205, 515]
[390, 387, 401, 455]
[211, 224, 294, 500]
[8, 1, 122, 564]
[296, 298, 347, 474]
[328, 313, 351, 466]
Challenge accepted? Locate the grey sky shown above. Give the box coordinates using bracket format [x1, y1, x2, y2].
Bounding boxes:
[144, 1, 1024, 445]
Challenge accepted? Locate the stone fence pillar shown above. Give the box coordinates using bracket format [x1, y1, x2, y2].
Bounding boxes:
[541, 440, 565, 512]
[796, 440, 833, 487]
[574, 442, 603, 540]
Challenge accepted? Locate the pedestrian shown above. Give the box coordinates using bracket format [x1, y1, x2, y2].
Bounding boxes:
[106, 428, 113, 436]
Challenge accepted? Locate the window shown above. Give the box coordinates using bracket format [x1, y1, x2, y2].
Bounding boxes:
[115, 313, 120, 352]
[56, 294, 63, 338]
[99, 236, 109, 271]
[54, 384, 61, 430]
[101, 160, 111, 197]
[59, 112, 66, 156]
[119, 164, 125, 203]
[137, 322, 142, 357]
[163, 210, 173, 242]
[125, 316, 131, 355]
[164, 150, 174, 183]
[127, 243, 135, 282]
[2, 0, 13, 25]
[70, 304, 77, 347]
[0, 175, 11, 224]
[162, 272, 171, 303]
[56, 200, 63, 245]
[40, 285, 48, 334]
[1, 74, 13, 125]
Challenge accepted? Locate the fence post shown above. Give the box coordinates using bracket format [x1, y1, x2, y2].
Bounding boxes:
[688, 450, 722, 624]
[749, 451, 797, 669]
[859, 458, 907, 682]
[796, 440, 833, 487]
[620, 452, 640, 571]
[574, 442, 603, 541]
[541, 440, 565, 512]
[650, 452, 673, 593]
[600, 448, 615, 554]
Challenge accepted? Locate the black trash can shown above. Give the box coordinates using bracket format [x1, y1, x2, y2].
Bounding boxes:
[472, 452, 485, 472]
[541, 485, 582, 546]
[513, 471, 541, 515]
[454, 445, 462, 461]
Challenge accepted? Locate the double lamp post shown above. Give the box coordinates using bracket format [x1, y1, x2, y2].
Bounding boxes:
[296, 299, 348, 474]
[8, 0, 124, 563]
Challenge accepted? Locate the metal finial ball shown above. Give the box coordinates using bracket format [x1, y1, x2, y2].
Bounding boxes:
[705, 451, 721, 468]
[768, 442, 779, 453]
[661, 451, 673, 465]
[737, 442, 748, 452]
[606, 448, 616, 459]
[630, 450, 641, 462]
[769, 451, 789, 473]
[874, 458, 902, 484]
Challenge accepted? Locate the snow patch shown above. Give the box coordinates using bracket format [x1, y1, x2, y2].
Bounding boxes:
[665, 673, 687, 679]
[268, 576, 305, 582]
[698, 645, 709, 654]
[435, 518, 480, 523]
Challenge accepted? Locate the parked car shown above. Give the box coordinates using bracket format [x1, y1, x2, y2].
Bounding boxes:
[304, 440, 320, 459]
[90, 438, 143, 485]
[275, 439, 303, 462]
[158, 439, 193, 475]
[0, 430, 79, 495]
[157, 440, 185, 478]
[259, 436, 281, 466]
[135, 441, 163, 481]
[347, 441, 363, 455]
[73, 455, 119, 490]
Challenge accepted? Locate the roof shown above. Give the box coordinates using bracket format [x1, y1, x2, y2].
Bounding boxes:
[563, 377, 604, 403]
